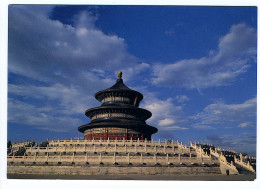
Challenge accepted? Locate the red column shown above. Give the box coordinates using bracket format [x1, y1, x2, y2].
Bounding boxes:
[105, 132, 108, 140]
[142, 133, 144, 140]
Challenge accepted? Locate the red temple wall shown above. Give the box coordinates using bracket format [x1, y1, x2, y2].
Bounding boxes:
[83, 127, 151, 140]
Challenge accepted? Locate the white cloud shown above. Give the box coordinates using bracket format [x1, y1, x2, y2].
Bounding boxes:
[140, 92, 189, 131]
[239, 122, 255, 128]
[174, 95, 190, 103]
[8, 6, 137, 86]
[161, 126, 188, 131]
[152, 23, 256, 89]
[192, 125, 215, 130]
[120, 62, 151, 82]
[192, 97, 256, 129]
[9, 83, 98, 115]
[206, 134, 256, 156]
[8, 98, 81, 132]
[159, 118, 175, 126]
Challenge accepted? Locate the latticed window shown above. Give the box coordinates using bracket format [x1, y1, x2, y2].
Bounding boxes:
[102, 96, 130, 103]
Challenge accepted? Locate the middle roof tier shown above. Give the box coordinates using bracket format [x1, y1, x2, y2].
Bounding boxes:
[85, 106, 152, 121]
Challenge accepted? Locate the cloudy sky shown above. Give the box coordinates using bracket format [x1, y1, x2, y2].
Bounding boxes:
[8, 5, 257, 156]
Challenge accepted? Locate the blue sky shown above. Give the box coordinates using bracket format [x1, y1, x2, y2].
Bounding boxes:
[8, 5, 257, 156]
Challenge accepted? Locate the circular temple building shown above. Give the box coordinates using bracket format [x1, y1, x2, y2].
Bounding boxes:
[78, 72, 158, 140]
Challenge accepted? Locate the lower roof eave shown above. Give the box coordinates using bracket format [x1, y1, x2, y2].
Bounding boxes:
[78, 122, 157, 134]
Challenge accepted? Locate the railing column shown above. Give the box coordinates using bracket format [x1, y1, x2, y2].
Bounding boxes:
[234, 156, 237, 163]
[128, 153, 130, 164]
[114, 152, 116, 164]
[99, 153, 102, 164]
[154, 154, 157, 164]
[239, 153, 243, 161]
[85, 152, 88, 163]
[72, 152, 75, 162]
[152, 138, 154, 145]
[159, 139, 161, 146]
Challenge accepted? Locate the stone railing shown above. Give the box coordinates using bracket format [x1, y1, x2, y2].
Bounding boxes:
[7, 153, 218, 166]
[12, 141, 33, 149]
[48, 138, 178, 147]
[190, 142, 210, 158]
[234, 156, 255, 173]
[24, 144, 191, 155]
[218, 153, 238, 175]
[210, 148, 220, 158]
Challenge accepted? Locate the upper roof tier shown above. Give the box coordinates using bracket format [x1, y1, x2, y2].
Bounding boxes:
[95, 72, 143, 107]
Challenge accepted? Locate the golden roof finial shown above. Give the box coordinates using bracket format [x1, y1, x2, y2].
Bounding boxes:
[118, 71, 122, 79]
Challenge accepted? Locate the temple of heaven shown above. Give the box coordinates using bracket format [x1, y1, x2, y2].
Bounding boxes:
[78, 71, 158, 140]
